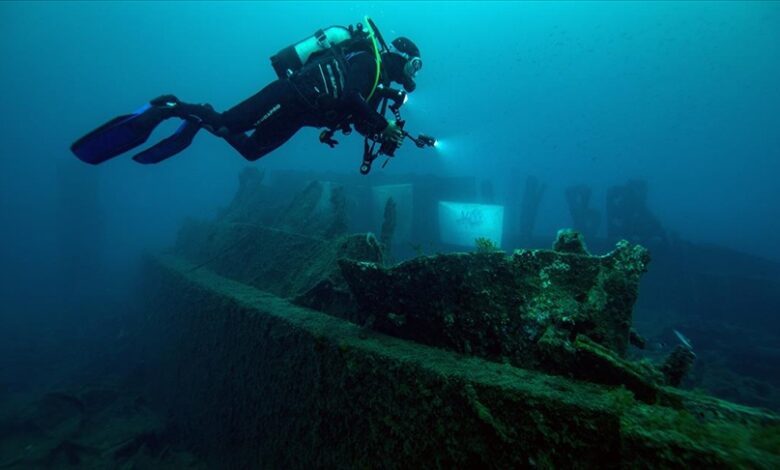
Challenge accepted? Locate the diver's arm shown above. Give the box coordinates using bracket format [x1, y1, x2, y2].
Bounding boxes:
[342, 53, 388, 136]
[344, 90, 388, 136]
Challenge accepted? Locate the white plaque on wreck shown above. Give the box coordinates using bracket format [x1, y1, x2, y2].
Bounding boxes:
[438, 201, 504, 247]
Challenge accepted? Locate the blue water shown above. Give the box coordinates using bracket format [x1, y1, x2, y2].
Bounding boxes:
[2, 2, 779, 276]
[0, 0, 779, 465]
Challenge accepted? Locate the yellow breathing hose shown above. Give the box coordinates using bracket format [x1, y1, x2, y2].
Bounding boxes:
[364, 16, 382, 101]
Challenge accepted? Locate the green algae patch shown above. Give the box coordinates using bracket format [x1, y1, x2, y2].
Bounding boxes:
[621, 403, 780, 468]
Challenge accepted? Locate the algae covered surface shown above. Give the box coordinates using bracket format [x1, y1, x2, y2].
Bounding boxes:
[139, 253, 780, 468]
[0, 383, 204, 469]
[137, 174, 780, 468]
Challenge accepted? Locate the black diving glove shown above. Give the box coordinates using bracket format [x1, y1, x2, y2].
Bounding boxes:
[319, 130, 339, 148]
[380, 120, 404, 148]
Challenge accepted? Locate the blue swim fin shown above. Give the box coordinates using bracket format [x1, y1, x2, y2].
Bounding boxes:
[70, 95, 182, 165]
[132, 119, 200, 164]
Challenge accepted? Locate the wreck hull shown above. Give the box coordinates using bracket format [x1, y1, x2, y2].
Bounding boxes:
[141, 256, 779, 469]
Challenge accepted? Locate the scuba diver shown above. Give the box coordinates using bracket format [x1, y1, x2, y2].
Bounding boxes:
[71, 18, 435, 175]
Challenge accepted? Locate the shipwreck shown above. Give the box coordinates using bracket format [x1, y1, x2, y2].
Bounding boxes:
[137, 169, 780, 468]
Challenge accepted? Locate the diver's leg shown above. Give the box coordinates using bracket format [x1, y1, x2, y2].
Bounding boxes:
[163, 80, 309, 161]
[219, 133, 276, 161]
[216, 80, 309, 161]
[167, 80, 302, 135]
[165, 100, 227, 135]
[219, 80, 302, 132]
[221, 110, 305, 161]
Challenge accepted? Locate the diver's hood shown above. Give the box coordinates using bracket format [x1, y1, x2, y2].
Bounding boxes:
[381, 52, 415, 92]
[388, 37, 421, 93]
[392, 37, 420, 58]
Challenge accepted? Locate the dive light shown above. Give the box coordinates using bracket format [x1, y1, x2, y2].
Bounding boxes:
[416, 134, 436, 148]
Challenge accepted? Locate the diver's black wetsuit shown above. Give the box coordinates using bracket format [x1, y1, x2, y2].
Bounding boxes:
[177, 51, 388, 161]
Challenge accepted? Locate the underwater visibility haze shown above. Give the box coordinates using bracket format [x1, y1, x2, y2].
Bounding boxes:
[1, 1, 780, 467]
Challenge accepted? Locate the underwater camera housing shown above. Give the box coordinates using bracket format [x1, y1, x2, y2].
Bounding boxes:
[360, 85, 436, 175]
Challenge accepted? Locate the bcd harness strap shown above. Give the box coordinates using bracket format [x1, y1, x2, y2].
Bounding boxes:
[317, 16, 390, 147]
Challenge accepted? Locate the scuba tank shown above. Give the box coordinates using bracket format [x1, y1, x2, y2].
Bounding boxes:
[272, 18, 385, 127]
[270, 26, 355, 79]
[270, 17, 387, 82]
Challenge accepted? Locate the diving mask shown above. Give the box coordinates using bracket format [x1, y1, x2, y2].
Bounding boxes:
[404, 56, 423, 78]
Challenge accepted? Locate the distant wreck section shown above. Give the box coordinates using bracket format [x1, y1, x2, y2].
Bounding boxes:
[174, 168, 384, 320]
[141, 169, 779, 468]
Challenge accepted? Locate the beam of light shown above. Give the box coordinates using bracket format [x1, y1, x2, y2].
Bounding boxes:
[423, 134, 487, 176]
